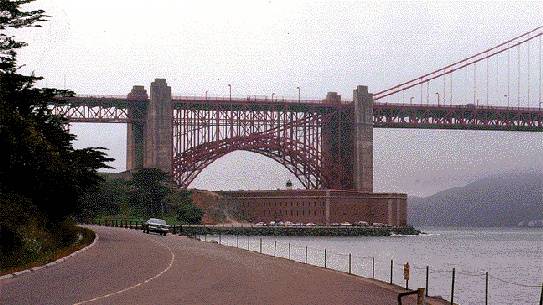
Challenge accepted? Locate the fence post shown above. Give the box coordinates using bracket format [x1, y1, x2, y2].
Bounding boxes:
[450, 268, 455, 305]
[417, 288, 426, 305]
[324, 249, 327, 268]
[485, 272, 488, 305]
[372, 257, 375, 279]
[539, 282, 542, 305]
[348, 253, 352, 274]
[390, 259, 393, 284]
[219, 233, 221, 245]
[426, 266, 429, 297]
[288, 243, 291, 260]
[274, 240, 277, 257]
[305, 246, 308, 264]
[259, 238, 262, 253]
[205, 234, 207, 242]
[236, 235, 239, 248]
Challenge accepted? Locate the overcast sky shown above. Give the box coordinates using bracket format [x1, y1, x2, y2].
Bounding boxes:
[16, 0, 543, 196]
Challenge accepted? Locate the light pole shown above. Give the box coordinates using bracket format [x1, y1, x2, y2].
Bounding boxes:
[228, 84, 231, 101]
[435, 92, 440, 106]
[409, 96, 414, 105]
[504, 94, 508, 107]
[205, 90, 208, 100]
[296, 86, 300, 102]
[271, 93, 275, 102]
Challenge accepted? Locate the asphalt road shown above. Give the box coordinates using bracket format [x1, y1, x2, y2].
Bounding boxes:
[0, 226, 448, 305]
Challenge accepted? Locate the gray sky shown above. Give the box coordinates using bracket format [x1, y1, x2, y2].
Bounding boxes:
[16, 0, 543, 196]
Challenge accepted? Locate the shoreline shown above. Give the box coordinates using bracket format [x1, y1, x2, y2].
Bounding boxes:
[177, 224, 420, 236]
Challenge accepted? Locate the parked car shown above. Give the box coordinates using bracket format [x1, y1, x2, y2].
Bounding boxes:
[372, 222, 385, 227]
[269, 221, 276, 226]
[340, 222, 352, 226]
[143, 218, 169, 235]
[255, 222, 266, 226]
[355, 221, 369, 226]
[284, 221, 293, 226]
[330, 223, 340, 226]
[305, 223, 316, 226]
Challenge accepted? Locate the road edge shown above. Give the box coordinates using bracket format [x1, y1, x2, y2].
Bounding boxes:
[0, 227, 99, 281]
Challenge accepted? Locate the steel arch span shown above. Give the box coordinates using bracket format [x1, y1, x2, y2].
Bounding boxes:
[172, 105, 334, 189]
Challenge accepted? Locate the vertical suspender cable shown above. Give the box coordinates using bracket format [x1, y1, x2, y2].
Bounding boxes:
[474, 62, 477, 104]
[518, 44, 521, 108]
[450, 73, 453, 105]
[443, 74, 446, 105]
[496, 55, 499, 105]
[420, 83, 423, 104]
[528, 39, 531, 107]
[486, 57, 489, 106]
[427, 81, 430, 104]
[538, 36, 543, 108]
[508, 46, 511, 107]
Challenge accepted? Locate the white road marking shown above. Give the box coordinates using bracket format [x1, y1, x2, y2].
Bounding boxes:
[73, 234, 175, 305]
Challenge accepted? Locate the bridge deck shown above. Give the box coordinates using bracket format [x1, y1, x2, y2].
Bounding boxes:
[51, 96, 543, 131]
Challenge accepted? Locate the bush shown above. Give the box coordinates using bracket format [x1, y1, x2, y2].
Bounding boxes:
[176, 203, 204, 224]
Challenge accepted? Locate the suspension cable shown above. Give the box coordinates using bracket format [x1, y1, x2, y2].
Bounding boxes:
[374, 26, 543, 99]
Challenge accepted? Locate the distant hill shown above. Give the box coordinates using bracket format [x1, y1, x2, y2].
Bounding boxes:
[408, 172, 543, 227]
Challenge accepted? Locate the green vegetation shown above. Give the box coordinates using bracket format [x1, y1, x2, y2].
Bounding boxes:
[81, 169, 204, 225]
[0, 1, 111, 273]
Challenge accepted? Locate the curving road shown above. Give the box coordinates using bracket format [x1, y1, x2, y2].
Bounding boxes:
[0, 226, 447, 305]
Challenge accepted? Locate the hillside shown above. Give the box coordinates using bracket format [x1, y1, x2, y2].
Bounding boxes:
[408, 172, 543, 227]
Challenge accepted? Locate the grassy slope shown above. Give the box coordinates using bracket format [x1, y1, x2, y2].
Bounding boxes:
[0, 226, 96, 276]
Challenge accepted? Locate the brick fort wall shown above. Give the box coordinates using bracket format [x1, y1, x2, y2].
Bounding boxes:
[216, 190, 407, 226]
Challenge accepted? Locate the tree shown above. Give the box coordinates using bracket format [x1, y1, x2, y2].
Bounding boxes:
[176, 201, 203, 225]
[0, 0, 112, 268]
[128, 168, 171, 217]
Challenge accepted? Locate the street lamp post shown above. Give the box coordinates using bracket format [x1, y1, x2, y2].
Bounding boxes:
[271, 93, 275, 102]
[409, 97, 414, 105]
[435, 92, 440, 106]
[205, 90, 208, 100]
[296, 86, 300, 102]
[228, 84, 231, 101]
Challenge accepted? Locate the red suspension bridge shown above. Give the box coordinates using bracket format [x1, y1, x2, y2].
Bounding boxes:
[52, 26, 543, 189]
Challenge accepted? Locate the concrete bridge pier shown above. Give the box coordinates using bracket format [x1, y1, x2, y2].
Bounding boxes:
[126, 85, 148, 171]
[126, 79, 172, 174]
[143, 79, 173, 174]
[353, 85, 373, 192]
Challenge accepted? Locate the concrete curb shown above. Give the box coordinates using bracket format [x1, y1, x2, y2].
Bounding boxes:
[0, 229, 99, 282]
